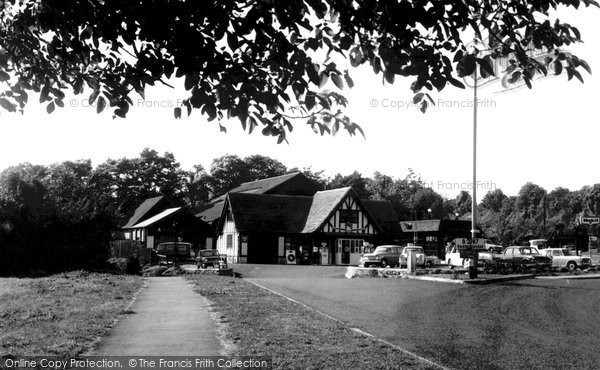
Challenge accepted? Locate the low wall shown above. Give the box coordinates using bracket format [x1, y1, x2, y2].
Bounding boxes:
[345, 266, 411, 279]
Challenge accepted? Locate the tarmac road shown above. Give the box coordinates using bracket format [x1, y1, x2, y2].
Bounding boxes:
[234, 264, 600, 370]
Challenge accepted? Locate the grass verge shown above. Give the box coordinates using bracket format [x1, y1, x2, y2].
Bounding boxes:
[186, 275, 439, 370]
[0, 270, 143, 357]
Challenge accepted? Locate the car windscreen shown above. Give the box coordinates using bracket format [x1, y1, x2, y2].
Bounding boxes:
[374, 247, 391, 253]
[520, 248, 539, 255]
[200, 250, 219, 256]
[405, 248, 423, 253]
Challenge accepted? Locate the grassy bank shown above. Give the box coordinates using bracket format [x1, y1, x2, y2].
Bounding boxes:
[186, 275, 438, 370]
[0, 271, 143, 356]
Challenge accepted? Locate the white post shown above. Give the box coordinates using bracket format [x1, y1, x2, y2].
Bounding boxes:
[471, 66, 479, 279]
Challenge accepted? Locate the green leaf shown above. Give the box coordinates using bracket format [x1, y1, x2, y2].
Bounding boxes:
[174, 107, 182, 119]
[554, 62, 563, 75]
[46, 101, 55, 114]
[97, 96, 106, 113]
[305, 94, 316, 111]
[448, 77, 465, 89]
[419, 100, 428, 113]
[413, 93, 424, 104]
[331, 74, 344, 89]
[0, 98, 16, 112]
[0, 70, 9, 82]
[307, 64, 320, 85]
[579, 59, 592, 74]
[344, 71, 354, 88]
[477, 57, 495, 78]
[89, 90, 99, 105]
[319, 73, 329, 88]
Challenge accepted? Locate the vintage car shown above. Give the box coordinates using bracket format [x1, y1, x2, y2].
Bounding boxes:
[445, 244, 489, 268]
[536, 248, 592, 271]
[496, 246, 552, 268]
[195, 249, 227, 269]
[358, 245, 402, 268]
[153, 242, 194, 264]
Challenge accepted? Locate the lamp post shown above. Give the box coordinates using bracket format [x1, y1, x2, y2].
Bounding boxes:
[427, 208, 432, 220]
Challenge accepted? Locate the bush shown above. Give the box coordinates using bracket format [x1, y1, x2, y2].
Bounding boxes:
[106, 258, 129, 274]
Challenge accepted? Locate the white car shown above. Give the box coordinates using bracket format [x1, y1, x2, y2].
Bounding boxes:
[536, 248, 592, 271]
[445, 245, 490, 268]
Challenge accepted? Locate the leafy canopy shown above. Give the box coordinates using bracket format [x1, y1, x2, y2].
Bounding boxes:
[0, 0, 597, 141]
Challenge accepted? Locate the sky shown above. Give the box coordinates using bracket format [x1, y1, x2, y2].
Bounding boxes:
[0, 6, 599, 200]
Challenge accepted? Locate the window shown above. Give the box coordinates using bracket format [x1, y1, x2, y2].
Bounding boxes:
[226, 234, 233, 249]
[426, 236, 437, 242]
[340, 209, 359, 225]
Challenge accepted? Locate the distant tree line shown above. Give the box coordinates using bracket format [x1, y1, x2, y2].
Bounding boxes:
[1, 149, 599, 275]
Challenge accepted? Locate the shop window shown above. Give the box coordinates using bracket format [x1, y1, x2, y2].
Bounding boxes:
[226, 234, 233, 249]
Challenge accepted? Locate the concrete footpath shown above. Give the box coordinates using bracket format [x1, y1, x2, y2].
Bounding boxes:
[93, 277, 224, 356]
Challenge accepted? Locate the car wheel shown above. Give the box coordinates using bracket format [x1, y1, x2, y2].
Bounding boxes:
[381, 259, 387, 268]
[567, 261, 577, 271]
[426, 260, 434, 268]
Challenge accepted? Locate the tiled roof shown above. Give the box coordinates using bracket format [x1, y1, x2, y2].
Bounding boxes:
[208, 172, 302, 204]
[362, 200, 403, 236]
[131, 207, 181, 228]
[122, 196, 165, 229]
[301, 187, 351, 233]
[226, 193, 313, 234]
[195, 200, 225, 223]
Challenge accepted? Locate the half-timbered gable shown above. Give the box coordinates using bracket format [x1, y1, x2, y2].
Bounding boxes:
[214, 180, 402, 266]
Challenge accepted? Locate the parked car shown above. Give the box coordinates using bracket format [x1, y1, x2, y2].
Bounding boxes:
[358, 245, 402, 268]
[445, 245, 487, 268]
[400, 246, 426, 267]
[196, 249, 227, 269]
[153, 242, 194, 264]
[497, 246, 552, 268]
[536, 248, 592, 271]
[485, 243, 503, 253]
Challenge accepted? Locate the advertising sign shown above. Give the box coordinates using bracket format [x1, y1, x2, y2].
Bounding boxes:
[453, 238, 486, 250]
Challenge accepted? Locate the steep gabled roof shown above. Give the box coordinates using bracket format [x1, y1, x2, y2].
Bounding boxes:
[123, 196, 167, 229]
[362, 200, 403, 236]
[195, 200, 225, 223]
[208, 172, 317, 204]
[199, 172, 321, 224]
[131, 207, 181, 228]
[225, 193, 313, 234]
[301, 187, 351, 233]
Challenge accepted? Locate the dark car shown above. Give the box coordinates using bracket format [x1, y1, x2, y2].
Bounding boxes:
[196, 249, 227, 269]
[153, 242, 194, 264]
[500, 246, 552, 268]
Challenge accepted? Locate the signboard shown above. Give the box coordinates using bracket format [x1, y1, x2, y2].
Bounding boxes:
[579, 217, 600, 225]
[453, 238, 485, 250]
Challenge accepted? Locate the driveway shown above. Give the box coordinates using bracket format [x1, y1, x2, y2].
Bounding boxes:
[93, 276, 224, 356]
[234, 264, 600, 370]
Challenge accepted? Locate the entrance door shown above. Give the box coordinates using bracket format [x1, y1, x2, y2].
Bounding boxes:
[341, 239, 351, 264]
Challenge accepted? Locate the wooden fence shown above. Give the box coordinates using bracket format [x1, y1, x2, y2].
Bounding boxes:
[110, 240, 151, 265]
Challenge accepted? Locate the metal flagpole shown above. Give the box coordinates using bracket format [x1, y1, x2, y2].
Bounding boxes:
[470, 65, 479, 279]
